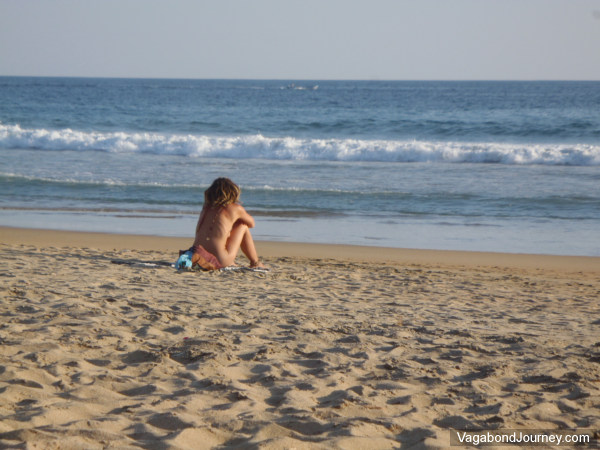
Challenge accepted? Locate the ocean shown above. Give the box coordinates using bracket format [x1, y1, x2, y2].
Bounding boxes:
[1, 77, 599, 256]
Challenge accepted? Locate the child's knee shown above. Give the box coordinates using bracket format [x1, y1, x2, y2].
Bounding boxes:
[233, 221, 249, 232]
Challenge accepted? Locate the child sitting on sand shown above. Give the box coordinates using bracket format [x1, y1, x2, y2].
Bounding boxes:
[178, 178, 267, 271]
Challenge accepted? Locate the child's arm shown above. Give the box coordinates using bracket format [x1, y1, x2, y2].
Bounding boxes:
[231, 203, 255, 228]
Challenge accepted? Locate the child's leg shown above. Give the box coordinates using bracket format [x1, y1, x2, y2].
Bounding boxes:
[224, 222, 265, 267]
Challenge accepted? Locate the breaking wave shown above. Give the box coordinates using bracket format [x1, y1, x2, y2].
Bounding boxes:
[1, 123, 598, 166]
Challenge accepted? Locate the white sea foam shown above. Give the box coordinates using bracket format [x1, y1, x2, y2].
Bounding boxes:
[1, 123, 598, 166]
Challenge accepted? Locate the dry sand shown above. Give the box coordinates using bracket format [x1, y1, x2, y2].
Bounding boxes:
[1, 227, 599, 449]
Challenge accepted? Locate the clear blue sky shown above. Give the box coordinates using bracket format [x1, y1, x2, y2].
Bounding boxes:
[1, 0, 599, 80]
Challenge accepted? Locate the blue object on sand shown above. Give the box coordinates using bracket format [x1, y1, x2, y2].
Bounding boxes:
[175, 251, 193, 270]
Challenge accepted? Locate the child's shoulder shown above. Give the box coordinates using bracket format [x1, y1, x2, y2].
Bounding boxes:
[223, 202, 245, 215]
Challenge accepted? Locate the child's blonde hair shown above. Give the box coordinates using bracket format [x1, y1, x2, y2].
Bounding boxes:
[204, 177, 241, 207]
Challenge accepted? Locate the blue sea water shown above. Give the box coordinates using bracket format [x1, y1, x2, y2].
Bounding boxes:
[1, 77, 599, 255]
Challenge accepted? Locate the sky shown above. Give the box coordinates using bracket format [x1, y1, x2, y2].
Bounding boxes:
[1, 0, 599, 80]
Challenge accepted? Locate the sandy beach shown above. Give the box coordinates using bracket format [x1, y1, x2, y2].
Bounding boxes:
[1, 227, 599, 449]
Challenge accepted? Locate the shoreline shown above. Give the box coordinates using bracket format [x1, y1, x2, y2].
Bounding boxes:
[2, 226, 599, 272]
